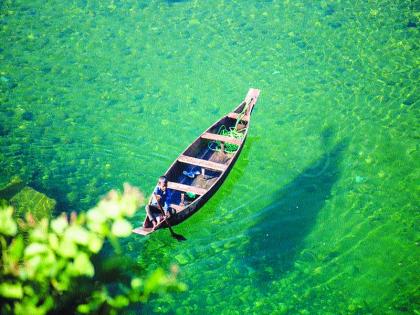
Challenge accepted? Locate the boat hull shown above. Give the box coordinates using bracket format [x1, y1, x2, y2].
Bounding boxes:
[133, 88, 260, 236]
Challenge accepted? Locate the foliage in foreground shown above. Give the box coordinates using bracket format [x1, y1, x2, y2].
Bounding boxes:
[0, 184, 186, 314]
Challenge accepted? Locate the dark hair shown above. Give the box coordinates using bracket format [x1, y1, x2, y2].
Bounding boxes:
[159, 176, 168, 185]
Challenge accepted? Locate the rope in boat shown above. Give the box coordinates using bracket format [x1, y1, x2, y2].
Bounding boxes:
[208, 99, 251, 154]
[186, 99, 253, 199]
[207, 125, 244, 154]
[234, 100, 250, 130]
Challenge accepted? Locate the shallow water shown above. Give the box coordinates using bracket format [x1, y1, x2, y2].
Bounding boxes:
[1, 0, 419, 314]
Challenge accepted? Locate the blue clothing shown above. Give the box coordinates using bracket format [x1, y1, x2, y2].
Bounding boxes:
[151, 186, 171, 213]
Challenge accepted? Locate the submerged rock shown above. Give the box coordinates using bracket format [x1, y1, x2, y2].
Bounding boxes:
[21, 111, 35, 121]
[324, 5, 335, 16]
[10, 186, 56, 221]
[403, 95, 416, 106]
[0, 124, 11, 136]
[0, 177, 25, 200]
[174, 254, 188, 265]
[407, 21, 416, 28]
[355, 175, 366, 183]
[0, 76, 18, 90]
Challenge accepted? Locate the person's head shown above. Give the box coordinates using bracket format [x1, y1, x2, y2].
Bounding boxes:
[158, 176, 168, 189]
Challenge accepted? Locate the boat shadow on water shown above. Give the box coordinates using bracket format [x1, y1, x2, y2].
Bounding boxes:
[244, 135, 348, 283]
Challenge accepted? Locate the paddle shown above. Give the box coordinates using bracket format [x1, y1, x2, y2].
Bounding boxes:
[155, 203, 186, 241]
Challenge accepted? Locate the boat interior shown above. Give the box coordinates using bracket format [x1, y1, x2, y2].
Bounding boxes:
[163, 110, 250, 212]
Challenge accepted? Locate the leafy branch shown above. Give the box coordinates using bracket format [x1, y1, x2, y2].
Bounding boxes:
[0, 183, 186, 315]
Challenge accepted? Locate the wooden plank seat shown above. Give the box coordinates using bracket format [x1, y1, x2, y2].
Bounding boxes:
[178, 155, 227, 172]
[201, 132, 242, 146]
[227, 112, 249, 121]
[170, 204, 184, 213]
[167, 181, 207, 196]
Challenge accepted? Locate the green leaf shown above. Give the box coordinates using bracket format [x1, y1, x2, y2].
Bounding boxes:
[111, 219, 132, 237]
[73, 252, 94, 277]
[8, 235, 24, 262]
[86, 207, 107, 224]
[52, 268, 72, 292]
[30, 224, 49, 242]
[64, 226, 90, 246]
[0, 282, 23, 299]
[108, 295, 129, 308]
[24, 243, 49, 257]
[48, 233, 59, 251]
[50, 216, 68, 235]
[0, 206, 17, 236]
[144, 268, 166, 296]
[14, 298, 44, 315]
[38, 295, 55, 314]
[119, 199, 136, 217]
[86, 207, 107, 223]
[76, 289, 106, 314]
[77, 304, 91, 314]
[87, 234, 103, 253]
[57, 237, 78, 258]
[86, 220, 107, 235]
[131, 277, 143, 289]
[100, 200, 122, 219]
[25, 255, 42, 279]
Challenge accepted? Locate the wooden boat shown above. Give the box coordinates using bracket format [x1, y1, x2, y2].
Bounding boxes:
[133, 88, 260, 236]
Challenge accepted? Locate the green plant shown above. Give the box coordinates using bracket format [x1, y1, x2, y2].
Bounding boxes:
[0, 183, 186, 314]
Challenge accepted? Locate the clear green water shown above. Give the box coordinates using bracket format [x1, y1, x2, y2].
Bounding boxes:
[1, 0, 419, 314]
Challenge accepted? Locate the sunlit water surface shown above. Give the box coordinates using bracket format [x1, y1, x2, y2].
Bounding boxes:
[0, 0, 418, 314]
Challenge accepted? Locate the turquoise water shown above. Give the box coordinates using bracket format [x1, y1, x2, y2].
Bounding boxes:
[1, 0, 419, 314]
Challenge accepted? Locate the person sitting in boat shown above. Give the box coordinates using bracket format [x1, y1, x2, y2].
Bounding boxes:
[145, 176, 174, 229]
